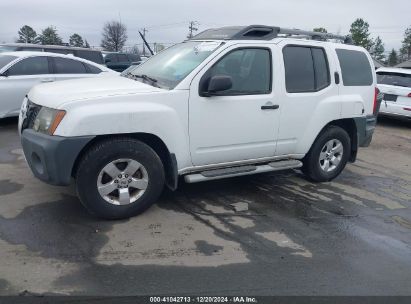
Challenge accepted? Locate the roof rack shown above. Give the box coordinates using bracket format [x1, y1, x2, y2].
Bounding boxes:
[191, 25, 353, 44]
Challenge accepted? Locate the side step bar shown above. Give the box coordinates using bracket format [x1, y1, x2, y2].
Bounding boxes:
[184, 159, 303, 183]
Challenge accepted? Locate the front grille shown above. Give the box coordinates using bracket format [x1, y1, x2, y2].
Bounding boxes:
[21, 100, 41, 132]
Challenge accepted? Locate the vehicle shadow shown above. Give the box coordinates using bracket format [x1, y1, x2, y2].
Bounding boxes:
[377, 115, 411, 129]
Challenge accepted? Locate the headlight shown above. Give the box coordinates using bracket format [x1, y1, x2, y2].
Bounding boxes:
[33, 107, 66, 135]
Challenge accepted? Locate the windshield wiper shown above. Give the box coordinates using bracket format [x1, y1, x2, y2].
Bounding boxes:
[133, 74, 158, 84]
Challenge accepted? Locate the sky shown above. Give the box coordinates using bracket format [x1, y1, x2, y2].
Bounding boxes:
[0, 0, 409, 55]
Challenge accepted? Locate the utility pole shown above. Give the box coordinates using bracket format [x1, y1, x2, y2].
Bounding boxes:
[187, 21, 199, 39]
[141, 28, 148, 56]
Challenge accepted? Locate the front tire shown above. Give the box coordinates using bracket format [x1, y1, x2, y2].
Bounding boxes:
[76, 138, 165, 219]
[302, 126, 351, 182]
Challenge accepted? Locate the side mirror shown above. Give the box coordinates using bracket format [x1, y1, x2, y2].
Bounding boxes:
[203, 75, 233, 96]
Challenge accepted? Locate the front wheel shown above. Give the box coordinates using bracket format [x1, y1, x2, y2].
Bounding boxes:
[76, 138, 165, 219]
[302, 126, 351, 182]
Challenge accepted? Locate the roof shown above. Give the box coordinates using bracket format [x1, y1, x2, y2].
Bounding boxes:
[0, 43, 98, 52]
[395, 59, 411, 68]
[191, 25, 351, 43]
[376, 67, 411, 75]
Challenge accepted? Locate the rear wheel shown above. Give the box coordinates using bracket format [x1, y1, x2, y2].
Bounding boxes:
[76, 138, 165, 219]
[302, 126, 350, 182]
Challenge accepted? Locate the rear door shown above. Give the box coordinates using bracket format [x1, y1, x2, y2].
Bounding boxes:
[51, 56, 95, 81]
[275, 41, 339, 156]
[0, 56, 53, 117]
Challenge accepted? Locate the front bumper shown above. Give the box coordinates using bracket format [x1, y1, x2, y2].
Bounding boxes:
[21, 129, 94, 186]
[354, 115, 377, 148]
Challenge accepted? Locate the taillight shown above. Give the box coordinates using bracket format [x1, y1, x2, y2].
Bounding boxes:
[373, 87, 379, 115]
[408, 93, 411, 97]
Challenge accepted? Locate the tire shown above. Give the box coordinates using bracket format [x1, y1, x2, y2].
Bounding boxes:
[302, 126, 351, 182]
[75, 137, 165, 219]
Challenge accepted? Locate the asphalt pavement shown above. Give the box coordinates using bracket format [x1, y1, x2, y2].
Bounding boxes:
[0, 116, 410, 296]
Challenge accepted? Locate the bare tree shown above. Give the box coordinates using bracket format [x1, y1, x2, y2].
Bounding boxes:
[101, 21, 128, 52]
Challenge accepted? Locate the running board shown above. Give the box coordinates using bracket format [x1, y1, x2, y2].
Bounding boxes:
[184, 159, 302, 183]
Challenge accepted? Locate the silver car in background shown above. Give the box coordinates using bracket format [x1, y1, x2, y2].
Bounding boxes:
[0, 51, 117, 119]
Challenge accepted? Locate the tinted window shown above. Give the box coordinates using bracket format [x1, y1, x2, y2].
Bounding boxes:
[283, 46, 315, 92]
[0, 55, 17, 70]
[19, 47, 43, 51]
[283, 46, 330, 93]
[206, 48, 271, 95]
[312, 48, 330, 90]
[76, 50, 104, 64]
[117, 54, 128, 62]
[85, 63, 102, 74]
[8, 56, 49, 76]
[0, 45, 19, 53]
[53, 57, 87, 74]
[336, 49, 373, 86]
[377, 72, 411, 88]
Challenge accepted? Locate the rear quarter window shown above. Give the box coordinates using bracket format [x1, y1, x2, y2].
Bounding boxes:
[336, 49, 373, 86]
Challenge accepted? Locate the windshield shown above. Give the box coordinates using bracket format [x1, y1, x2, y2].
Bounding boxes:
[0, 45, 18, 53]
[0, 55, 17, 71]
[377, 72, 411, 88]
[123, 41, 222, 89]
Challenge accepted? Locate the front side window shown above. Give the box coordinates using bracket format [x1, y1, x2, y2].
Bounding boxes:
[8, 56, 49, 76]
[336, 49, 373, 86]
[85, 63, 102, 74]
[377, 72, 411, 88]
[283, 46, 330, 93]
[204, 48, 272, 95]
[52, 57, 87, 74]
[117, 54, 128, 62]
[126, 41, 223, 90]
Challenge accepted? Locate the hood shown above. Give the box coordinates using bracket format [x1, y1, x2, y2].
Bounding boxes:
[28, 76, 164, 108]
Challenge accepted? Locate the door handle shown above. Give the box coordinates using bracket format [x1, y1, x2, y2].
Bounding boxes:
[261, 103, 279, 110]
[41, 78, 54, 83]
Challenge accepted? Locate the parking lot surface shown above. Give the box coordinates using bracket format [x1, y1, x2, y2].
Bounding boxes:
[0, 116, 410, 296]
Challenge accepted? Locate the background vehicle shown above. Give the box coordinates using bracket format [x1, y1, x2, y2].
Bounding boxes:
[19, 25, 378, 219]
[377, 67, 411, 119]
[0, 43, 104, 64]
[0, 51, 117, 118]
[103, 52, 142, 72]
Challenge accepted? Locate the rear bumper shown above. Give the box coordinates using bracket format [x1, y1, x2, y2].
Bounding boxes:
[353, 115, 376, 148]
[21, 129, 94, 186]
[379, 101, 411, 118]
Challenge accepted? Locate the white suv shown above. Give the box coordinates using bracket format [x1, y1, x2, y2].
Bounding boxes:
[19, 26, 379, 219]
[376, 67, 411, 118]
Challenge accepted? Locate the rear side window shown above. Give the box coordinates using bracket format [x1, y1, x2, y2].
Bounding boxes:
[283, 46, 330, 93]
[8, 56, 49, 76]
[52, 57, 87, 74]
[377, 72, 411, 88]
[85, 63, 102, 74]
[336, 49, 373, 86]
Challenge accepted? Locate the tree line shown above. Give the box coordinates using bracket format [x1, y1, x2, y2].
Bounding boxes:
[16, 25, 90, 48]
[14, 19, 411, 66]
[314, 18, 411, 66]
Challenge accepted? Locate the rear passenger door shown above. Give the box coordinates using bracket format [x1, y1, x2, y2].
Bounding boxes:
[275, 41, 339, 156]
[50, 56, 98, 81]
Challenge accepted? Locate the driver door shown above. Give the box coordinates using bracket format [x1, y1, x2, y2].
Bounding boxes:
[189, 45, 280, 166]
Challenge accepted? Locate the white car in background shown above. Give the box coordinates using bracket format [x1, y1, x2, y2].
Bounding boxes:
[0, 52, 117, 118]
[376, 67, 411, 119]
